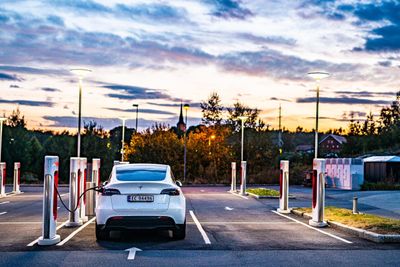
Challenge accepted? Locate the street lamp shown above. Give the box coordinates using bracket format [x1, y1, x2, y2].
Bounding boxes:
[183, 104, 189, 182]
[70, 68, 92, 158]
[132, 104, 139, 133]
[307, 71, 330, 158]
[0, 118, 6, 162]
[238, 116, 248, 162]
[120, 118, 127, 161]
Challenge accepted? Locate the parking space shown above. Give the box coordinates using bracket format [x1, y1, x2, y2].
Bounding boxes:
[0, 185, 399, 265]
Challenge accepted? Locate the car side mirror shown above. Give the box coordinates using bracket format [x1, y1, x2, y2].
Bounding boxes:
[176, 181, 183, 187]
[102, 181, 108, 186]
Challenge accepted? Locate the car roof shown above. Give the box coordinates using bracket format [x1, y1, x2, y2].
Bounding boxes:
[114, 163, 169, 172]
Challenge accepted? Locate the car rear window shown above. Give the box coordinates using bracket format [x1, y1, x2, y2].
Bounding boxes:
[116, 169, 166, 181]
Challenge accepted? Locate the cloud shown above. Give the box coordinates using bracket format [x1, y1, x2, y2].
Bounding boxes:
[105, 107, 175, 116]
[0, 65, 67, 76]
[204, 0, 253, 20]
[237, 33, 296, 46]
[147, 101, 201, 108]
[269, 97, 291, 102]
[334, 90, 397, 98]
[0, 98, 53, 107]
[47, 15, 64, 26]
[296, 96, 390, 105]
[41, 87, 61, 92]
[51, 0, 110, 13]
[9, 84, 20, 88]
[0, 72, 21, 81]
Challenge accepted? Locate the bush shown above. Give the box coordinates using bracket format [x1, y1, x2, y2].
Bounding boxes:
[361, 182, 400, 191]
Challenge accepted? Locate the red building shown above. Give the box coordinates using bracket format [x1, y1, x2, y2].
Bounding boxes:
[319, 134, 347, 155]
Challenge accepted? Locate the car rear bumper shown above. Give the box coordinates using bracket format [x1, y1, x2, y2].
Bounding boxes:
[98, 216, 183, 231]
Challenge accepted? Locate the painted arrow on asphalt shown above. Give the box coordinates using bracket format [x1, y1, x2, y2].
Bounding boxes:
[125, 247, 142, 260]
[225, 207, 234, 211]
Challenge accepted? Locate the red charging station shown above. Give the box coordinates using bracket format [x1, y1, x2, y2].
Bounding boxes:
[239, 161, 247, 196]
[0, 162, 6, 197]
[79, 158, 88, 222]
[309, 158, 327, 227]
[66, 157, 82, 227]
[38, 156, 60, 245]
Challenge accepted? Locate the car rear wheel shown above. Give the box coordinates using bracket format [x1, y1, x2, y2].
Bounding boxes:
[172, 220, 186, 240]
[95, 223, 109, 241]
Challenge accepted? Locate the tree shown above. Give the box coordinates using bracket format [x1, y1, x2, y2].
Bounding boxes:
[226, 101, 262, 131]
[201, 92, 224, 126]
[6, 108, 26, 128]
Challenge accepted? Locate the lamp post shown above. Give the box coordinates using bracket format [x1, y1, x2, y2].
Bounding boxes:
[70, 68, 92, 158]
[307, 71, 330, 158]
[132, 104, 139, 133]
[238, 116, 248, 162]
[0, 118, 6, 162]
[120, 118, 127, 162]
[183, 104, 189, 182]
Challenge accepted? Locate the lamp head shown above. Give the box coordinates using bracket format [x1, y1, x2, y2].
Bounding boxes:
[307, 71, 330, 81]
[238, 116, 248, 121]
[70, 68, 92, 79]
[132, 104, 139, 108]
[0, 117, 6, 122]
[183, 104, 190, 110]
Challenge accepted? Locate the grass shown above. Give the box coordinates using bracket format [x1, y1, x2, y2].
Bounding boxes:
[361, 182, 400, 191]
[247, 188, 280, 197]
[294, 206, 400, 234]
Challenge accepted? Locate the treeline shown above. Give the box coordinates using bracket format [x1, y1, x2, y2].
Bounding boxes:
[4, 91, 399, 185]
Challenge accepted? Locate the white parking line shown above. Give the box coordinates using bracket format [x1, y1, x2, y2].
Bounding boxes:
[0, 222, 42, 225]
[0, 212, 7, 215]
[271, 210, 353, 244]
[188, 221, 296, 225]
[228, 191, 249, 200]
[189, 210, 211, 245]
[27, 220, 69, 246]
[56, 217, 96, 246]
[0, 201, 10, 205]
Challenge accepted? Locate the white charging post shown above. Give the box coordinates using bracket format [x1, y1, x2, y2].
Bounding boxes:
[309, 158, 327, 227]
[277, 160, 290, 214]
[13, 162, 21, 194]
[0, 162, 5, 197]
[79, 157, 88, 222]
[92, 158, 101, 189]
[240, 161, 247, 196]
[38, 156, 60, 245]
[231, 162, 236, 192]
[66, 157, 82, 227]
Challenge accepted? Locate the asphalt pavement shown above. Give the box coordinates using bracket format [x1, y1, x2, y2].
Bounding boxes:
[0, 185, 399, 266]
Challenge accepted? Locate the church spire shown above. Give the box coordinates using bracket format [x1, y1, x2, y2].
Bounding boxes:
[177, 103, 186, 131]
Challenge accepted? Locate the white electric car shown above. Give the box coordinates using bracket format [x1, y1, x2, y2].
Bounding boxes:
[95, 163, 186, 240]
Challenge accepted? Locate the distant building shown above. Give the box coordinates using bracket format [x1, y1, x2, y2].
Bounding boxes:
[319, 134, 347, 154]
[363, 156, 400, 183]
[176, 103, 186, 132]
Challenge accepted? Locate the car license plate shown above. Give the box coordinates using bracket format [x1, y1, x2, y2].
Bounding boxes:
[127, 195, 154, 202]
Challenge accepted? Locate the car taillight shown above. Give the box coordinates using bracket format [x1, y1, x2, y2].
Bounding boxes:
[101, 188, 121, 196]
[160, 188, 180, 196]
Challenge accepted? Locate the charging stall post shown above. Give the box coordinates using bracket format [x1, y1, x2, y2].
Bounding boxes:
[230, 162, 236, 192]
[66, 157, 82, 227]
[309, 158, 328, 227]
[79, 158, 88, 222]
[0, 162, 5, 197]
[86, 158, 100, 216]
[277, 160, 290, 214]
[38, 156, 60, 245]
[240, 161, 247, 196]
[13, 162, 21, 194]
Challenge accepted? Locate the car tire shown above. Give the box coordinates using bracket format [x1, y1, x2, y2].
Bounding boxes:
[95, 223, 109, 241]
[172, 220, 186, 240]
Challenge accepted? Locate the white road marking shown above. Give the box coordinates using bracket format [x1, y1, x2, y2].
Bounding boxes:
[224, 207, 234, 211]
[189, 210, 211, 245]
[228, 191, 249, 199]
[56, 217, 96, 246]
[271, 210, 353, 244]
[125, 247, 142, 260]
[27, 220, 69, 247]
[0, 212, 7, 215]
[0, 222, 42, 225]
[188, 221, 296, 225]
[0, 201, 10, 205]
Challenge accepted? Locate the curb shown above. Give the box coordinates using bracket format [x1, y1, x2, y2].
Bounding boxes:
[290, 209, 400, 243]
[248, 192, 296, 199]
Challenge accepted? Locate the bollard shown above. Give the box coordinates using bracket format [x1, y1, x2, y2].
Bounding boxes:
[86, 181, 96, 216]
[309, 158, 327, 227]
[240, 161, 247, 196]
[277, 160, 290, 214]
[230, 162, 236, 192]
[65, 157, 82, 227]
[13, 162, 21, 194]
[353, 197, 359, 214]
[79, 158, 88, 222]
[38, 156, 60, 245]
[0, 162, 5, 197]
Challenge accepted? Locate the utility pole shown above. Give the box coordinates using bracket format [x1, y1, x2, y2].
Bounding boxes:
[278, 104, 283, 154]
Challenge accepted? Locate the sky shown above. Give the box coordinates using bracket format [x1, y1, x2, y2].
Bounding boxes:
[1, 0, 400, 132]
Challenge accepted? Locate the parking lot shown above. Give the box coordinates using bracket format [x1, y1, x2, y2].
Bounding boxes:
[0, 185, 399, 266]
